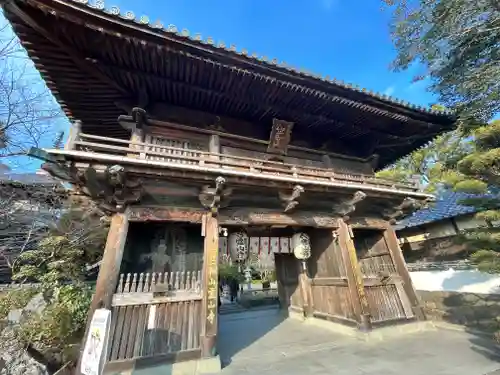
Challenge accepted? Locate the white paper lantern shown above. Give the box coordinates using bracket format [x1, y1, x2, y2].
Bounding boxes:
[228, 231, 249, 262]
[291, 232, 311, 260]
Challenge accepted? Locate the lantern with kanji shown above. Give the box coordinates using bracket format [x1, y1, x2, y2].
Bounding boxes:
[228, 230, 249, 262]
[291, 232, 311, 269]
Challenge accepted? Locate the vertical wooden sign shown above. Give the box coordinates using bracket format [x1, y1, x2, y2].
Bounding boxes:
[201, 212, 219, 358]
[267, 119, 294, 155]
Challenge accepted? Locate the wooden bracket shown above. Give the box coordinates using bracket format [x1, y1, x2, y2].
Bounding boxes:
[382, 196, 431, 224]
[131, 107, 148, 130]
[278, 185, 304, 213]
[72, 164, 143, 213]
[334, 190, 367, 221]
[198, 176, 232, 215]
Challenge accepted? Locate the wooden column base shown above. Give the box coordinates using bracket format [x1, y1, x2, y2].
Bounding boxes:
[359, 313, 372, 332]
[200, 334, 217, 358]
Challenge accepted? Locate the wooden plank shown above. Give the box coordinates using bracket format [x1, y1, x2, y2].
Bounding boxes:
[118, 306, 132, 359]
[310, 277, 348, 287]
[394, 279, 415, 319]
[110, 307, 126, 361]
[200, 212, 219, 358]
[313, 311, 357, 326]
[104, 349, 201, 373]
[133, 305, 147, 357]
[337, 219, 372, 331]
[383, 226, 425, 320]
[112, 291, 202, 306]
[125, 305, 139, 358]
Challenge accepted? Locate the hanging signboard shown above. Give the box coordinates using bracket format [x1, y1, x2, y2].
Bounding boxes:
[267, 119, 294, 155]
[81, 308, 112, 375]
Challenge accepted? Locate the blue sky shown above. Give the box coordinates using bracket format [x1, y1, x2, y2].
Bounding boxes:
[2, 0, 437, 172]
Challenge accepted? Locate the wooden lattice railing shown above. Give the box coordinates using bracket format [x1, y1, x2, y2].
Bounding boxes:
[107, 270, 203, 364]
[71, 132, 419, 192]
[115, 271, 202, 295]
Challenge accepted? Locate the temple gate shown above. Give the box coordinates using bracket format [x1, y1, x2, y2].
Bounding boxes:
[1, 0, 457, 373]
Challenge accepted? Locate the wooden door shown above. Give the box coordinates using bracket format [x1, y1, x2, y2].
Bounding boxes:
[353, 229, 416, 324]
[274, 253, 302, 312]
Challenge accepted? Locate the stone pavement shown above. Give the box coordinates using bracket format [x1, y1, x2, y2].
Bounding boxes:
[217, 308, 500, 375]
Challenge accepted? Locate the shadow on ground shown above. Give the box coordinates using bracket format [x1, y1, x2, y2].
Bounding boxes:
[217, 306, 285, 367]
[420, 290, 500, 362]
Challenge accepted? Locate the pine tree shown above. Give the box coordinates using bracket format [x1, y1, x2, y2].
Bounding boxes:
[376, 107, 471, 192]
[441, 120, 500, 273]
[383, 0, 500, 124]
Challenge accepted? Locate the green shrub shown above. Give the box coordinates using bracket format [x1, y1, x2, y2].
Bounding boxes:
[0, 287, 40, 319]
[15, 284, 92, 363]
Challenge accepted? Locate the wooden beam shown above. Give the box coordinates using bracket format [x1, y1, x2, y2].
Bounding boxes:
[383, 226, 425, 320]
[88, 60, 420, 142]
[78, 208, 130, 370]
[64, 120, 81, 151]
[91, 209, 130, 309]
[200, 212, 219, 358]
[337, 219, 372, 331]
[128, 206, 390, 229]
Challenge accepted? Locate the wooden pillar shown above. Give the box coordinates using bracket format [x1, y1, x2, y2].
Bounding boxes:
[78, 208, 130, 372]
[128, 127, 145, 158]
[337, 219, 372, 331]
[64, 120, 81, 150]
[383, 226, 425, 320]
[321, 154, 332, 169]
[208, 134, 220, 167]
[200, 212, 219, 358]
[90, 208, 130, 311]
[297, 261, 314, 317]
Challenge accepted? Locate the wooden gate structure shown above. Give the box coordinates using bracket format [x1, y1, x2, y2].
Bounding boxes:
[2, 0, 457, 372]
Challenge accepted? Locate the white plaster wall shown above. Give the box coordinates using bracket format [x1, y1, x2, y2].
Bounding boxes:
[410, 269, 500, 294]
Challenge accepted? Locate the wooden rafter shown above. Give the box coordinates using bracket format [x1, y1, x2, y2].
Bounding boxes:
[5, 2, 128, 96]
[93, 60, 412, 142]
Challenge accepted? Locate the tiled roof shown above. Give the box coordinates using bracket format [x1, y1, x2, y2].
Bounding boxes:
[394, 191, 486, 230]
[43, 0, 451, 117]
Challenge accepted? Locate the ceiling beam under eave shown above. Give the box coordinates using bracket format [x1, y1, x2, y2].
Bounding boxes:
[4, 2, 129, 97]
[88, 58, 415, 142]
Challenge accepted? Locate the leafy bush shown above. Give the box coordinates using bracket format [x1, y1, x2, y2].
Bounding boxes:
[2, 206, 107, 370]
[0, 287, 39, 319]
[15, 284, 92, 363]
[218, 264, 244, 283]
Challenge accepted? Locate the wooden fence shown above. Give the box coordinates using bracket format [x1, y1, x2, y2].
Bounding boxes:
[106, 270, 203, 364]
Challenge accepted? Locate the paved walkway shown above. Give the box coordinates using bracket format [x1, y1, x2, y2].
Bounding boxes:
[217, 309, 500, 375]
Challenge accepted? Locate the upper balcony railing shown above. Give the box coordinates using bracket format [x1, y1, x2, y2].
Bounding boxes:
[68, 132, 420, 192]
